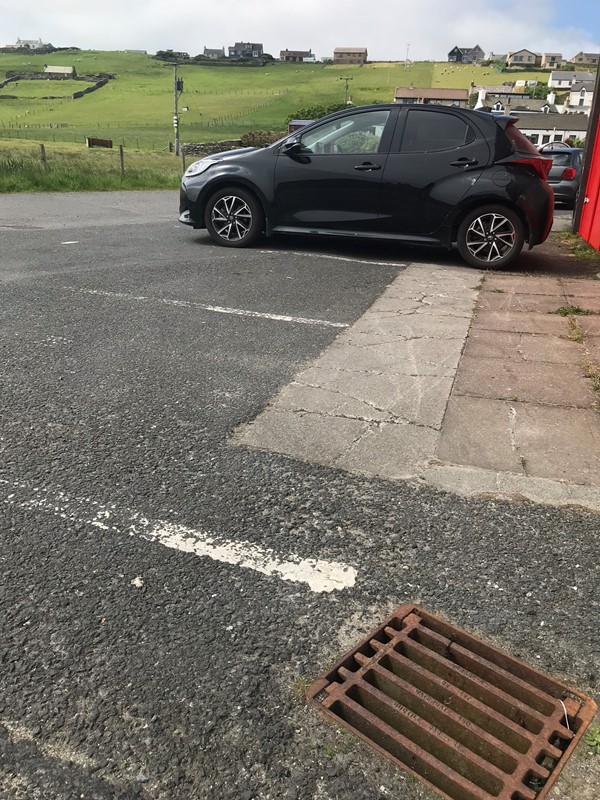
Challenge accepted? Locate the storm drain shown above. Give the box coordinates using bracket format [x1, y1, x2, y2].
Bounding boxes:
[307, 605, 597, 800]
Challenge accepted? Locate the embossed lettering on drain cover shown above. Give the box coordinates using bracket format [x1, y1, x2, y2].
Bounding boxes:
[307, 605, 597, 800]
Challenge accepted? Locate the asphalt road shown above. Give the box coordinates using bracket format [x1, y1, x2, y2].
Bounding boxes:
[0, 192, 598, 800]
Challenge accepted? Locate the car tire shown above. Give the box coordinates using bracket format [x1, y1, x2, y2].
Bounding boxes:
[456, 206, 525, 269]
[204, 187, 263, 247]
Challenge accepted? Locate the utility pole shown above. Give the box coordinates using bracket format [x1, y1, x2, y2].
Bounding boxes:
[339, 76, 353, 105]
[173, 64, 184, 156]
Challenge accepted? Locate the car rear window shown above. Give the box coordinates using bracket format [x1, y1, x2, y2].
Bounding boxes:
[503, 123, 540, 155]
[549, 153, 572, 166]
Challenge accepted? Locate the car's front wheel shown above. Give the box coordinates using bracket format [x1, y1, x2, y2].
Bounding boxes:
[457, 206, 525, 269]
[204, 187, 263, 247]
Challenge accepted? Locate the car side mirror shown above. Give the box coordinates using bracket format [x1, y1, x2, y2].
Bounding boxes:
[281, 139, 302, 156]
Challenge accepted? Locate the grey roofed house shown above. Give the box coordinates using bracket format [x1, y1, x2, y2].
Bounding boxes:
[280, 49, 313, 62]
[569, 51, 600, 65]
[514, 112, 589, 131]
[394, 86, 469, 106]
[228, 42, 263, 58]
[515, 111, 589, 145]
[550, 70, 595, 84]
[447, 45, 484, 63]
[5, 37, 52, 50]
[204, 47, 225, 59]
[570, 80, 596, 92]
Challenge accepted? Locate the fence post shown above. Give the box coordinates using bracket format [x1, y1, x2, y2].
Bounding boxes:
[39, 143, 48, 172]
[119, 144, 125, 175]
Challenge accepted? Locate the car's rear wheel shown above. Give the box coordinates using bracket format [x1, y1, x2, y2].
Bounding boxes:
[204, 188, 263, 247]
[457, 206, 525, 269]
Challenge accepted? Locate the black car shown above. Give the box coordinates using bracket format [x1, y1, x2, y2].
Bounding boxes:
[539, 146, 583, 209]
[179, 104, 554, 268]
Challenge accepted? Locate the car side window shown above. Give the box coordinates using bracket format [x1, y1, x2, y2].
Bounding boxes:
[399, 110, 475, 153]
[300, 110, 391, 155]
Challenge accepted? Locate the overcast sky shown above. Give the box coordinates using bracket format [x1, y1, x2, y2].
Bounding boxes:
[1, 0, 599, 62]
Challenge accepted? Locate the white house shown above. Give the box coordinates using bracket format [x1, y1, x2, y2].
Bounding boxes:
[549, 70, 595, 89]
[566, 81, 595, 114]
[5, 37, 51, 50]
[515, 112, 589, 146]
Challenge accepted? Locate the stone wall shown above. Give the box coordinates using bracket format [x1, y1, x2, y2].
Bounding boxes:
[182, 140, 242, 157]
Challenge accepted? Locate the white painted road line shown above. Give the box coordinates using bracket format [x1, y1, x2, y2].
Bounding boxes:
[259, 249, 408, 268]
[1, 481, 357, 593]
[63, 287, 348, 329]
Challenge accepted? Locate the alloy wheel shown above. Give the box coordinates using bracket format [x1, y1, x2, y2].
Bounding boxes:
[211, 195, 253, 242]
[464, 212, 516, 263]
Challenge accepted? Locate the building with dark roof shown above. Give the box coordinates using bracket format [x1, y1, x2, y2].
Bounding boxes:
[447, 45, 484, 64]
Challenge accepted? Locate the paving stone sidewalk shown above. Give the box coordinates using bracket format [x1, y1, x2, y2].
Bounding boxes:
[234, 263, 600, 512]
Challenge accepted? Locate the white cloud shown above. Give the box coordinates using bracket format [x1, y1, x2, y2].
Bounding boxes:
[1, 0, 598, 61]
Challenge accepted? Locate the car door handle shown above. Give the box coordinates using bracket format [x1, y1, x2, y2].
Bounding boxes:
[450, 158, 478, 168]
[354, 163, 382, 171]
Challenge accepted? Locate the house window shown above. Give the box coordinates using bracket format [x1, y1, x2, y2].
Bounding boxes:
[542, 135, 551, 144]
[553, 134, 562, 141]
[529, 134, 540, 144]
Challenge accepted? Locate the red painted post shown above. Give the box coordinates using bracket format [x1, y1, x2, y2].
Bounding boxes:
[575, 67, 600, 250]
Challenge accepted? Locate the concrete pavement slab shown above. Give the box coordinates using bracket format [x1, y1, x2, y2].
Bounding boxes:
[563, 280, 600, 298]
[233, 408, 369, 464]
[585, 337, 600, 362]
[346, 313, 470, 342]
[436, 396, 527, 473]
[478, 292, 572, 314]
[509, 402, 600, 484]
[235, 263, 477, 475]
[453, 356, 596, 407]
[335, 422, 440, 479]
[236, 258, 600, 513]
[562, 296, 600, 313]
[472, 309, 569, 335]
[481, 275, 564, 295]
[463, 329, 583, 364]
[314, 337, 466, 377]
[437, 395, 600, 485]
[289, 367, 454, 428]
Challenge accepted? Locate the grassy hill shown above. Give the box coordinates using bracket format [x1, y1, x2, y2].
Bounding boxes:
[0, 50, 552, 151]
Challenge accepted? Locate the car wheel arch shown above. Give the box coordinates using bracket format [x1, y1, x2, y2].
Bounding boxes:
[200, 180, 270, 229]
[451, 198, 528, 243]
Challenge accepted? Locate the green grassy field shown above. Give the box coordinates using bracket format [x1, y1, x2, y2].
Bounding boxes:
[0, 50, 551, 151]
[0, 138, 181, 191]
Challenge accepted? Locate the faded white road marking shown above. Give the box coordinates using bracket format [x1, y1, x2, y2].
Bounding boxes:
[63, 287, 348, 329]
[61, 241, 79, 245]
[1, 480, 356, 593]
[259, 249, 407, 268]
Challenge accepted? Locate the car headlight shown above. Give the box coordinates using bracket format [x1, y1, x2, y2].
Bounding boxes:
[184, 158, 220, 178]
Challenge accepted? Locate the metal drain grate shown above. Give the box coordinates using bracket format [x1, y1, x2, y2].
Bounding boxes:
[307, 605, 597, 800]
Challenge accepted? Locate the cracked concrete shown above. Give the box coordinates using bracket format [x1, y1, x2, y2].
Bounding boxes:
[233, 263, 600, 512]
[234, 263, 479, 477]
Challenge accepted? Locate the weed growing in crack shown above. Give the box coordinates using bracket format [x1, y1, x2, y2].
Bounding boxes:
[566, 317, 585, 343]
[584, 725, 600, 754]
[584, 359, 600, 395]
[552, 305, 593, 317]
